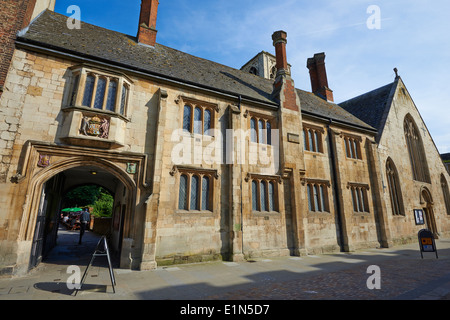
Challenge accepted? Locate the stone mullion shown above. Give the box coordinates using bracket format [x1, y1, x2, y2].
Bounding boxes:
[102, 77, 110, 111]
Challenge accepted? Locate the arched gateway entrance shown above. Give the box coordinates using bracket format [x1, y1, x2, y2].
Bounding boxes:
[16, 142, 148, 272]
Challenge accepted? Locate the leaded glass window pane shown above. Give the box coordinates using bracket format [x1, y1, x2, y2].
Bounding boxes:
[204, 109, 211, 135]
[201, 176, 210, 211]
[82, 75, 95, 107]
[190, 175, 199, 210]
[307, 184, 313, 211]
[250, 118, 257, 142]
[308, 130, 314, 151]
[106, 80, 117, 112]
[71, 74, 80, 105]
[266, 122, 271, 145]
[194, 107, 202, 134]
[352, 188, 358, 211]
[178, 175, 188, 210]
[252, 180, 258, 211]
[320, 185, 326, 212]
[94, 77, 106, 109]
[303, 130, 308, 151]
[313, 185, 320, 211]
[258, 120, 264, 144]
[314, 131, 320, 152]
[120, 85, 128, 115]
[268, 182, 275, 211]
[260, 181, 267, 211]
[183, 105, 191, 132]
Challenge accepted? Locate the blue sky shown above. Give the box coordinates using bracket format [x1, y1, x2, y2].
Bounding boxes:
[55, 0, 450, 153]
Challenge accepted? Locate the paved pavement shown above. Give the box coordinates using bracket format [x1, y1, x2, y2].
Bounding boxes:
[1, 227, 450, 304]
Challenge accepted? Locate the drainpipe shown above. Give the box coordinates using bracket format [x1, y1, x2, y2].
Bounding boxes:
[327, 119, 345, 252]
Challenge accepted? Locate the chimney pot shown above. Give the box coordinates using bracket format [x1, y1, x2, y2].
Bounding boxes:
[272, 30, 289, 76]
[138, 0, 159, 46]
[307, 52, 334, 102]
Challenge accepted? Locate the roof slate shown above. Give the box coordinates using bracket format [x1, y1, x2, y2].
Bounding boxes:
[338, 80, 398, 131]
[18, 10, 375, 131]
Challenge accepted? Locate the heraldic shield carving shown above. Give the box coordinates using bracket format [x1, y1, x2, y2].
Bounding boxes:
[80, 115, 110, 139]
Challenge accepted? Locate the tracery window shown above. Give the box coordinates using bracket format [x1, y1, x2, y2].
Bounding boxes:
[70, 66, 131, 117]
[404, 115, 430, 183]
[441, 174, 450, 215]
[386, 158, 404, 216]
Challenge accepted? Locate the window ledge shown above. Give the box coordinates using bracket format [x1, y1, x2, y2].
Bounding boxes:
[62, 105, 131, 123]
[252, 211, 280, 216]
[175, 210, 215, 217]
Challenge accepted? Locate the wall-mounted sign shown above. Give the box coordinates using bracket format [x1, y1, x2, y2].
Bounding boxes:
[414, 209, 425, 225]
[418, 229, 438, 259]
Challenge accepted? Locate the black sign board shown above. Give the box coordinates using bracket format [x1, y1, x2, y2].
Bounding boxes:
[418, 229, 438, 259]
[75, 236, 116, 296]
[414, 209, 425, 225]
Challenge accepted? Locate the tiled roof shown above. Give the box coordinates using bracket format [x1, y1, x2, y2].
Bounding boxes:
[18, 10, 276, 105]
[297, 89, 375, 130]
[339, 80, 398, 133]
[18, 10, 375, 131]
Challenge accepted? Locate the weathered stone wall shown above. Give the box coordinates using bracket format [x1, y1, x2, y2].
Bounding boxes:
[378, 79, 450, 243]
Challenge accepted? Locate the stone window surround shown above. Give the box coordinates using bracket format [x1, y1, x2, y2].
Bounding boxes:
[68, 65, 132, 119]
[347, 182, 370, 213]
[246, 173, 281, 213]
[175, 95, 219, 137]
[303, 178, 331, 213]
[171, 165, 218, 214]
[342, 132, 363, 160]
[303, 123, 324, 153]
[244, 109, 276, 145]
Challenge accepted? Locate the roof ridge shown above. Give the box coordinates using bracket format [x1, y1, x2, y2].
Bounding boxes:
[339, 81, 396, 105]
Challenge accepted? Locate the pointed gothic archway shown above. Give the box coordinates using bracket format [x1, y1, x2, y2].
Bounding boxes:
[21, 154, 140, 271]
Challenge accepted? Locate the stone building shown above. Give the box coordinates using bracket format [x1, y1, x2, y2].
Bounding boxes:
[0, 0, 449, 276]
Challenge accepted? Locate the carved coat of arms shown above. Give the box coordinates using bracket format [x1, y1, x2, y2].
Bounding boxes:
[80, 115, 110, 139]
[37, 154, 51, 168]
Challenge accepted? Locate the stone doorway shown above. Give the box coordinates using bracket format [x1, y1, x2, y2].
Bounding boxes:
[421, 187, 438, 238]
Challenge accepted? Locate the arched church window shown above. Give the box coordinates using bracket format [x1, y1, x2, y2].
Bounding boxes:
[441, 174, 450, 215]
[404, 115, 430, 183]
[386, 158, 404, 216]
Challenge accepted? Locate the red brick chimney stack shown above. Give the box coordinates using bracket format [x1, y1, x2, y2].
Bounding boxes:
[137, 0, 159, 47]
[307, 53, 334, 102]
[272, 31, 289, 77]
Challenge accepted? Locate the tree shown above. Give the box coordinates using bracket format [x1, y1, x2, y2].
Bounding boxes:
[63, 185, 102, 208]
[92, 190, 114, 217]
[63, 185, 113, 217]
